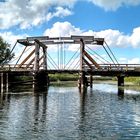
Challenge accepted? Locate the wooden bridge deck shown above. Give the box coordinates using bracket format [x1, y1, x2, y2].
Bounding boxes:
[1, 65, 140, 77]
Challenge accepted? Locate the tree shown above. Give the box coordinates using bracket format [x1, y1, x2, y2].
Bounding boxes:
[0, 36, 14, 64]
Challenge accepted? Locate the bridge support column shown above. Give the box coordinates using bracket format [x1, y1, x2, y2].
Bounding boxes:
[117, 76, 124, 96]
[89, 75, 93, 88]
[6, 73, 8, 93]
[78, 38, 88, 89]
[33, 71, 49, 92]
[33, 41, 49, 92]
[0, 73, 9, 93]
[1, 73, 4, 93]
[78, 72, 88, 89]
[34, 42, 40, 71]
[42, 46, 47, 70]
[118, 87, 124, 97]
[117, 76, 124, 87]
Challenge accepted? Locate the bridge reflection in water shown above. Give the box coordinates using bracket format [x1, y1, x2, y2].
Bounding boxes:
[0, 84, 140, 139]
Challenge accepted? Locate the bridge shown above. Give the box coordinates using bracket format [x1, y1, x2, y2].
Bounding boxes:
[0, 35, 140, 92]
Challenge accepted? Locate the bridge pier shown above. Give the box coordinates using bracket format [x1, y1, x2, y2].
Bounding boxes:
[33, 40, 49, 92]
[117, 76, 124, 96]
[89, 75, 93, 88]
[79, 38, 88, 90]
[117, 76, 124, 87]
[78, 72, 88, 89]
[0, 73, 4, 93]
[0, 73, 9, 93]
[33, 71, 49, 92]
[118, 87, 124, 97]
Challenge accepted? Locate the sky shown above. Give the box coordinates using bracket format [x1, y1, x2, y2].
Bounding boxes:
[0, 0, 140, 65]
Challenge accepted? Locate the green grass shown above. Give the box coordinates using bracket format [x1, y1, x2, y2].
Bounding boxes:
[125, 77, 140, 85]
[49, 73, 79, 81]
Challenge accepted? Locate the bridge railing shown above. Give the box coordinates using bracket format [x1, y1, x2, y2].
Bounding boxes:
[1, 64, 140, 72]
[0, 64, 34, 71]
[84, 64, 140, 71]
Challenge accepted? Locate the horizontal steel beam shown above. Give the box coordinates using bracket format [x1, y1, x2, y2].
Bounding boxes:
[27, 36, 49, 41]
[17, 36, 104, 46]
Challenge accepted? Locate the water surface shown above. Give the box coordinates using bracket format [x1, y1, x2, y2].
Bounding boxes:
[0, 83, 140, 140]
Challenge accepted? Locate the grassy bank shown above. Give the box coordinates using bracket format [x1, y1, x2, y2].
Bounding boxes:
[125, 77, 140, 85]
[11, 75, 140, 86]
[49, 74, 79, 81]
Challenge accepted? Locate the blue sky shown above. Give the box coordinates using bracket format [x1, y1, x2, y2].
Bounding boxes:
[0, 0, 140, 65]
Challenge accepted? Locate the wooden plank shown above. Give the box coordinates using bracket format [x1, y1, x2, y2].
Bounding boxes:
[26, 57, 34, 68]
[18, 49, 35, 68]
[83, 57, 93, 69]
[39, 62, 43, 68]
[83, 50, 100, 69]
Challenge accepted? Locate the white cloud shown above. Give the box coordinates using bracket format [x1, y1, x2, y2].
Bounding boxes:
[0, 0, 75, 29]
[128, 58, 140, 64]
[44, 21, 82, 37]
[130, 27, 140, 48]
[119, 57, 140, 64]
[119, 57, 127, 64]
[0, 0, 140, 30]
[43, 21, 140, 49]
[88, 0, 140, 11]
[92, 29, 130, 48]
[0, 32, 26, 46]
[46, 7, 73, 21]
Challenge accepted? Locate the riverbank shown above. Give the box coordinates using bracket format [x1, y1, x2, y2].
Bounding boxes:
[11, 75, 140, 87]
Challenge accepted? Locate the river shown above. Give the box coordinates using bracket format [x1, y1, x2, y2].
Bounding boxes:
[0, 82, 140, 140]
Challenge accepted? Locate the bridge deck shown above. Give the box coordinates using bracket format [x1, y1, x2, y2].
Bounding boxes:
[0, 69, 140, 77]
[0, 64, 140, 77]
